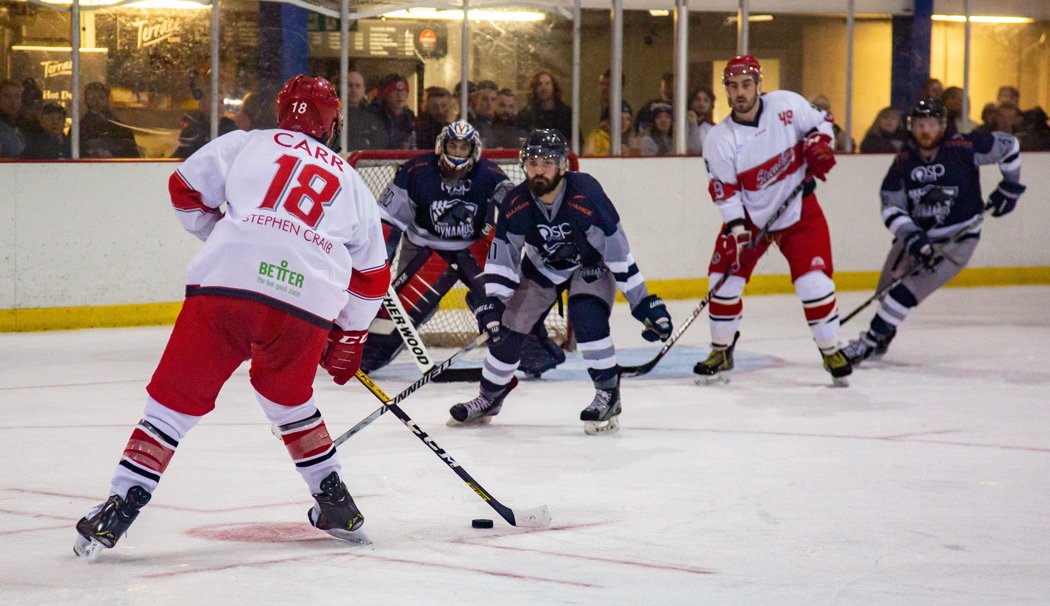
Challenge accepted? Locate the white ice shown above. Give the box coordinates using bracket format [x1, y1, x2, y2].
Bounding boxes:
[2, 286, 1049, 605]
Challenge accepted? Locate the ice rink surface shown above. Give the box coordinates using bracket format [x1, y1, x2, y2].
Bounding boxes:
[1, 286, 1049, 605]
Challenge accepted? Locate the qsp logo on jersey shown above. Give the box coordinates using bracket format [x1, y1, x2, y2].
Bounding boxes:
[537, 222, 572, 242]
[778, 109, 794, 126]
[430, 199, 478, 238]
[910, 163, 946, 184]
[441, 179, 472, 196]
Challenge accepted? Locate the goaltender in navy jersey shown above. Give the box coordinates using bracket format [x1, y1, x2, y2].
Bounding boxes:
[704, 89, 835, 230]
[485, 171, 649, 309]
[170, 128, 389, 330]
[377, 152, 513, 251]
[880, 130, 1021, 241]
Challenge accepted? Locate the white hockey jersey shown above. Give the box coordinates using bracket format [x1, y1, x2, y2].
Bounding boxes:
[170, 129, 389, 331]
[703, 90, 835, 231]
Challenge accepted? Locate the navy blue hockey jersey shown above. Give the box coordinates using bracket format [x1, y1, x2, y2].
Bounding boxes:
[484, 172, 650, 309]
[880, 131, 1020, 240]
[377, 153, 513, 251]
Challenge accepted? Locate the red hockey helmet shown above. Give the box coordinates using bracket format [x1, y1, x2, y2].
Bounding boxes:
[723, 55, 762, 84]
[277, 75, 342, 145]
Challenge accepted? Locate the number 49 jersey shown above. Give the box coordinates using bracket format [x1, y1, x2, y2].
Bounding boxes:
[169, 129, 389, 331]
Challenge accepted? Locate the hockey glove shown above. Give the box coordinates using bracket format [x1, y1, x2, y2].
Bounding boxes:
[320, 328, 369, 385]
[474, 298, 506, 344]
[631, 294, 673, 342]
[905, 230, 937, 272]
[988, 180, 1026, 217]
[802, 131, 836, 181]
[718, 220, 751, 272]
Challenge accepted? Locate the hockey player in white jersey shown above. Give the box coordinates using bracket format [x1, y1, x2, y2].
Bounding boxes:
[697, 55, 852, 386]
[74, 75, 390, 559]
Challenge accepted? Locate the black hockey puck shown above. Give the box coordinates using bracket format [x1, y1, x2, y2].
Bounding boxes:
[471, 518, 494, 529]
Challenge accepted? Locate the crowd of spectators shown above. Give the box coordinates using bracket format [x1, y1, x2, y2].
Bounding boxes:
[5, 67, 1049, 161]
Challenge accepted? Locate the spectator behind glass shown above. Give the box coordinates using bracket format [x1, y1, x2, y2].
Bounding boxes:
[370, 73, 415, 149]
[490, 88, 525, 149]
[21, 103, 70, 159]
[637, 102, 673, 156]
[80, 82, 139, 158]
[859, 107, 908, 153]
[234, 91, 278, 132]
[997, 85, 1020, 107]
[922, 78, 944, 101]
[686, 86, 715, 155]
[972, 102, 1000, 137]
[942, 87, 976, 136]
[636, 71, 674, 133]
[345, 70, 382, 151]
[517, 69, 573, 141]
[451, 80, 476, 122]
[583, 100, 636, 156]
[1017, 106, 1050, 151]
[171, 83, 236, 159]
[16, 78, 44, 136]
[472, 80, 498, 146]
[0, 78, 26, 157]
[415, 86, 451, 150]
[809, 94, 854, 152]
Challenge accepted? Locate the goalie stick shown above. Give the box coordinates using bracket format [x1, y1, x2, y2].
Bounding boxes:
[381, 284, 482, 382]
[333, 332, 489, 447]
[618, 180, 807, 378]
[841, 210, 988, 326]
[344, 368, 552, 528]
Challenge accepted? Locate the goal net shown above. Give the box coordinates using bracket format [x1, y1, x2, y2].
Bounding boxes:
[347, 149, 576, 349]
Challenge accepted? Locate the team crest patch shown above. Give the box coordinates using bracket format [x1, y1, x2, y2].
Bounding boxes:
[810, 256, 827, 269]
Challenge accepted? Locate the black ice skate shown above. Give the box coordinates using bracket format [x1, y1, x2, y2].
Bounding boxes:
[693, 331, 740, 384]
[580, 379, 622, 435]
[841, 329, 896, 367]
[821, 348, 853, 387]
[308, 471, 370, 545]
[73, 485, 151, 560]
[447, 377, 518, 426]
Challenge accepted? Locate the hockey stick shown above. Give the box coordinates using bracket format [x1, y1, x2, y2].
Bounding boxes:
[381, 285, 482, 383]
[344, 367, 552, 528]
[332, 332, 489, 447]
[841, 210, 988, 326]
[618, 180, 807, 378]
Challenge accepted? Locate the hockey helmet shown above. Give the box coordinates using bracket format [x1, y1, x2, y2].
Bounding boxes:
[723, 55, 762, 84]
[435, 120, 482, 176]
[907, 97, 947, 130]
[277, 75, 342, 146]
[519, 129, 569, 172]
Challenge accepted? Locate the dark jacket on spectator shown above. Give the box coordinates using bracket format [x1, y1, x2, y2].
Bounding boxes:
[80, 110, 139, 158]
[517, 100, 573, 142]
[370, 103, 416, 149]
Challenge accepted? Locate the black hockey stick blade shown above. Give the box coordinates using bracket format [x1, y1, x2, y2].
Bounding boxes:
[350, 371, 551, 528]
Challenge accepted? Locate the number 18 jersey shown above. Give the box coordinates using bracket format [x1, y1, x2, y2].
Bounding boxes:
[170, 129, 389, 331]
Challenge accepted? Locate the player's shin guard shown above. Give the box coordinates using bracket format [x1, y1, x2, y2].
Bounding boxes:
[873, 283, 916, 334]
[796, 271, 851, 385]
[708, 273, 746, 346]
[479, 330, 525, 393]
[257, 392, 340, 494]
[109, 397, 200, 499]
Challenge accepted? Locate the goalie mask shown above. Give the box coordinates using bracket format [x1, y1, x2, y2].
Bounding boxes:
[277, 75, 342, 148]
[436, 120, 482, 177]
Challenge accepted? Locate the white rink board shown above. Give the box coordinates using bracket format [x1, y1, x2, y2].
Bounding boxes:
[2, 153, 1049, 309]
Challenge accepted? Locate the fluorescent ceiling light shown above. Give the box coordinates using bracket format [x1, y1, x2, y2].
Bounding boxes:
[12, 45, 109, 51]
[34, 0, 210, 7]
[382, 8, 545, 22]
[932, 14, 1034, 24]
[726, 14, 774, 23]
[648, 9, 670, 17]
